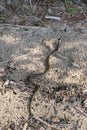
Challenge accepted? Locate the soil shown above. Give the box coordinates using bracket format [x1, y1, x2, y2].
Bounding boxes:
[0, 0, 87, 130]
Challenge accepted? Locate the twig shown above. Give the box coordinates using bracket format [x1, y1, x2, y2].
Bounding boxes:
[45, 15, 61, 20]
[73, 106, 87, 117]
[32, 115, 73, 129]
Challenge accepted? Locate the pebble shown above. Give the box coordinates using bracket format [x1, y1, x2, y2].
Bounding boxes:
[10, 80, 16, 86]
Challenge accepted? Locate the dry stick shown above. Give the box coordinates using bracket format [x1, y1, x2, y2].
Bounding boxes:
[73, 106, 87, 118]
[69, 103, 87, 118]
[32, 115, 73, 129]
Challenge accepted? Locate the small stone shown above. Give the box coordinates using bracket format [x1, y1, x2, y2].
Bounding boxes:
[10, 80, 16, 86]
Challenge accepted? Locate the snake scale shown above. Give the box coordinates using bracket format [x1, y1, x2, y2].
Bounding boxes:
[25, 37, 61, 127]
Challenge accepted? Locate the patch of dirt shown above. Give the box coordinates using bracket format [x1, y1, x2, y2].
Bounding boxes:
[0, 22, 87, 130]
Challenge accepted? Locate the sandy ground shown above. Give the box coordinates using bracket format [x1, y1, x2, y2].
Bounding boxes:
[0, 18, 87, 130]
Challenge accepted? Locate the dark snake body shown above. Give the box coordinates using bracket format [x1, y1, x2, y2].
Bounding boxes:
[25, 38, 61, 119]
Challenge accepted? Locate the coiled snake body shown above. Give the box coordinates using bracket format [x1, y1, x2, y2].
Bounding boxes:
[25, 38, 61, 127]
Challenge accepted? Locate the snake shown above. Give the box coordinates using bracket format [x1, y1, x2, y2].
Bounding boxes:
[24, 37, 61, 126]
